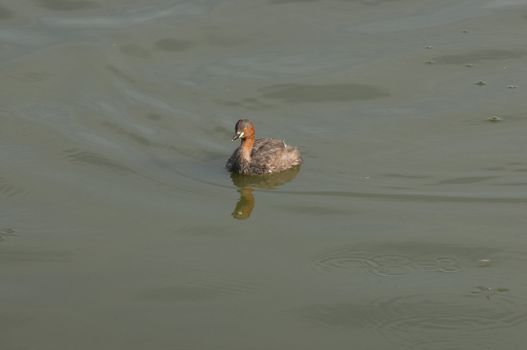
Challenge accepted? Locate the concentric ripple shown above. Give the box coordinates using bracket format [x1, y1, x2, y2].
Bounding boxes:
[314, 249, 417, 277]
[375, 292, 527, 349]
[301, 291, 527, 349]
[311, 243, 479, 277]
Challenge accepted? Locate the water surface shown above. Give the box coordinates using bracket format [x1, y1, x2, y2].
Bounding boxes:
[1, 0, 527, 349]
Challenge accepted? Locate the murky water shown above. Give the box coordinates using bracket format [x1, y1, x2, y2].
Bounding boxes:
[1, 0, 527, 349]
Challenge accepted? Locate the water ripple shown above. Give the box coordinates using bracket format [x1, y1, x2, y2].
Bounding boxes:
[375, 292, 527, 348]
[301, 291, 527, 349]
[63, 148, 136, 174]
[0, 247, 71, 263]
[0, 177, 27, 198]
[138, 278, 256, 303]
[39, 2, 216, 29]
[152, 167, 527, 205]
[312, 243, 496, 277]
[283, 189, 527, 204]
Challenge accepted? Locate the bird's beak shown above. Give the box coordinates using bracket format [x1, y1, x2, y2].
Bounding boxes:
[232, 131, 244, 141]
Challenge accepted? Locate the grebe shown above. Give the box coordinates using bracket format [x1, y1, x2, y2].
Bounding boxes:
[226, 119, 302, 175]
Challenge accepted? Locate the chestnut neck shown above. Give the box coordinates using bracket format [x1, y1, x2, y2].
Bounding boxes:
[240, 135, 255, 161]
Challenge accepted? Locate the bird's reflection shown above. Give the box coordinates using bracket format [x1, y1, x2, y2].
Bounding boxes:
[230, 167, 300, 220]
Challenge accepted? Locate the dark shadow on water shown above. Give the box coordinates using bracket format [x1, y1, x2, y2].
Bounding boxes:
[0, 227, 16, 242]
[0, 5, 13, 20]
[230, 167, 300, 220]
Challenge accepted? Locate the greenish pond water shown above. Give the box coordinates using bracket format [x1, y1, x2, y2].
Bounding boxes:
[1, 0, 527, 349]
